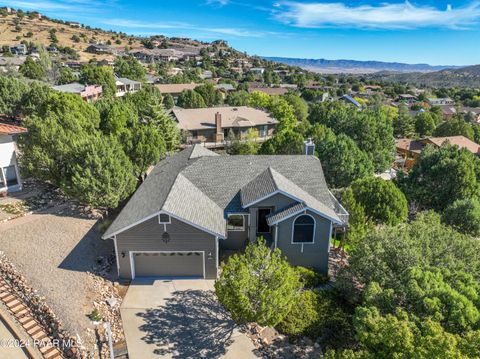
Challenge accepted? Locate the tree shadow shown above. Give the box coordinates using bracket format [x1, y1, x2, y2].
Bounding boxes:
[137, 289, 237, 358]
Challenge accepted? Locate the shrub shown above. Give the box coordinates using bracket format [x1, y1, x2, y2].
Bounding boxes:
[278, 290, 320, 336]
[215, 238, 301, 327]
[295, 266, 329, 288]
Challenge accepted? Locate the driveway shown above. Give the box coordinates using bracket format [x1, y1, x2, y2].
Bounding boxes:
[120, 279, 259, 359]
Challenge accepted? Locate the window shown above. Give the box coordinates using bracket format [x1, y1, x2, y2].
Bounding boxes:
[227, 214, 245, 231]
[260, 125, 268, 137]
[159, 213, 171, 224]
[292, 215, 315, 243]
[2, 166, 18, 187]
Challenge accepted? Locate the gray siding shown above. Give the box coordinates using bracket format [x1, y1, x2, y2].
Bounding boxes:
[248, 193, 299, 240]
[222, 214, 249, 250]
[275, 210, 332, 274]
[115, 216, 217, 279]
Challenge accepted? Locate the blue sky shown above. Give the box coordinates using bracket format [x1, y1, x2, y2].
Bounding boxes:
[2, 0, 480, 66]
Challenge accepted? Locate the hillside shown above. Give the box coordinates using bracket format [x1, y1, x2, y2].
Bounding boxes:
[0, 12, 144, 62]
[368, 65, 480, 88]
[264, 56, 459, 74]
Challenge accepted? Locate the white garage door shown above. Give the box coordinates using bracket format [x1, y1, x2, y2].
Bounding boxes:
[132, 252, 204, 278]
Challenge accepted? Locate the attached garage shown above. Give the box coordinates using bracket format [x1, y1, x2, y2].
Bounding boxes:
[131, 251, 205, 279]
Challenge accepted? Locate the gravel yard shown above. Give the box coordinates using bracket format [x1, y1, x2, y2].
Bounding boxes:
[0, 204, 115, 351]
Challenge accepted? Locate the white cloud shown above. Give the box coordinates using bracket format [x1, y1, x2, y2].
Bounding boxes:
[206, 0, 229, 6]
[100, 18, 275, 37]
[275, 1, 480, 29]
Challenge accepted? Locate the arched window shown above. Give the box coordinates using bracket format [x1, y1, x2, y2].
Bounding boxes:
[292, 215, 315, 243]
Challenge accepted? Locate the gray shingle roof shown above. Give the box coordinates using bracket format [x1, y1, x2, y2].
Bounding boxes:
[267, 203, 306, 225]
[103, 145, 344, 239]
[163, 174, 226, 237]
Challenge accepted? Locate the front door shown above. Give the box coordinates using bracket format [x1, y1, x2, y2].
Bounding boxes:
[257, 208, 271, 233]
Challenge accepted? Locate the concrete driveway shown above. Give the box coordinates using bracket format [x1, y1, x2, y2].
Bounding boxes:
[120, 278, 258, 359]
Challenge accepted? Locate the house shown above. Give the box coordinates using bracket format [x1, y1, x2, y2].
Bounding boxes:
[250, 67, 265, 75]
[115, 77, 142, 97]
[172, 106, 278, 144]
[0, 120, 27, 194]
[86, 44, 114, 55]
[216, 83, 236, 93]
[247, 85, 288, 96]
[428, 97, 455, 106]
[155, 83, 201, 102]
[132, 49, 182, 63]
[102, 145, 348, 279]
[52, 83, 103, 102]
[9, 44, 27, 56]
[0, 56, 25, 72]
[439, 105, 457, 121]
[395, 136, 480, 169]
[398, 94, 417, 104]
[339, 95, 362, 109]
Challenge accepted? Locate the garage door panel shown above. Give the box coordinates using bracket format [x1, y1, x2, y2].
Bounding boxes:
[133, 252, 204, 278]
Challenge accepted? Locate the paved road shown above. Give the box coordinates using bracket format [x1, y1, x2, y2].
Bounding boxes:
[120, 278, 258, 359]
[0, 318, 30, 359]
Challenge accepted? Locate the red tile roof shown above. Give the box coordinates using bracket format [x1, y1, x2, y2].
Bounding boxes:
[0, 122, 27, 135]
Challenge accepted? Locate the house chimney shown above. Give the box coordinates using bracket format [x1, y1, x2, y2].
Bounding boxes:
[215, 112, 224, 143]
[303, 138, 315, 155]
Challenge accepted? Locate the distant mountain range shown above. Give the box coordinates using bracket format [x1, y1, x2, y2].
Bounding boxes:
[263, 57, 461, 74]
[368, 65, 480, 88]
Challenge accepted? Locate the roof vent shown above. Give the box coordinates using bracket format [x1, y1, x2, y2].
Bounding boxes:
[233, 108, 238, 111]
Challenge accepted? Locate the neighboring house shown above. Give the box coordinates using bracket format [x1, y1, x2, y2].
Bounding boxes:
[216, 83, 236, 93]
[155, 83, 201, 102]
[102, 145, 349, 279]
[250, 67, 265, 75]
[52, 83, 103, 102]
[396, 136, 480, 170]
[247, 85, 289, 96]
[428, 97, 455, 106]
[172, 106, 278, 144]
[460, 107, 480, 123]
[86, 44, 115, 55]
[398, 94, 417, 103]
[439, 105, 457, 121]
[9, 44, 27, 56]
[0, 121, 27, 194]
[339, 95, 362, 109]
[0, 56, 25, 72]
[132, 49, 182, 63]
[115, 77, 142, 97]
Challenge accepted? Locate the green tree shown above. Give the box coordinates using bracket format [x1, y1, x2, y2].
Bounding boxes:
[215, 238, 301, 326]
[225, 129, 259, 155]
[415, 111, 436, 137]
[394, 104, 416, 137]
[349, 177, 408, 225]
[341, 188, 374, 249]
[70, 136, 137, 208]
[177, 89, 206, 108]
[0, 76, 29, 116]
[162, 93, 175, 109]
[309, 102, 394, 171]
[194, 83, 223, 106]
[57, 66, 77, 85]
[114, 55, 146, 82]
[443, 198, 480, 237]
[80, 64, 116, 96]
[433, 117, 475, 140]
[19, 56, 45, 80]
[259, 130, 304, 155]
[226, 90, 249, 106]
[397, 144, 480, 210]
[315, 127, 374, 188]
[283, 93, 308, 122]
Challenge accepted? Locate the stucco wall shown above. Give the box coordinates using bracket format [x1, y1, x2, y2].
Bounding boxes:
[0, 134, 21, 192]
